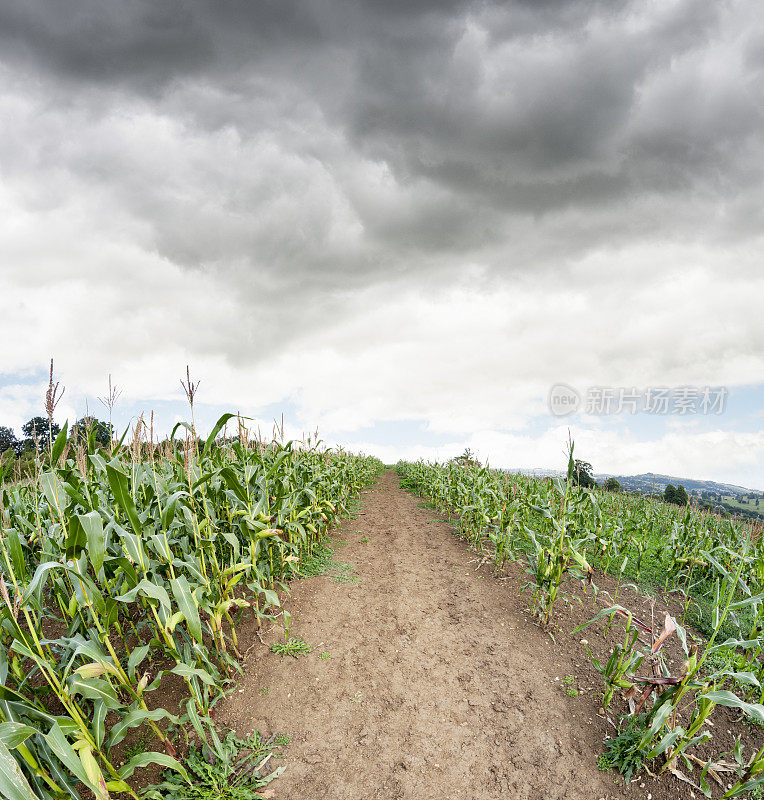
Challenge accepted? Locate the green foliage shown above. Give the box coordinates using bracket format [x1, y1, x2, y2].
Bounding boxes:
[664, 483, 689, 505]
[0, 411, 381, 799]
[297, 542, 358, 584]
[0, 426, 19, 455]
[600, 714, 651, 783]
[452, 448, 480, 467]
[562, 675, 578, 697]
[396, 453, 764, 794]
[270, 638, 312, 658]
[21, 415, 60, 451]
[145, 726, 286, 800]
[572, 459, 596, 489]
[70, 416, 113, 448]
[605, 477, 621, 492]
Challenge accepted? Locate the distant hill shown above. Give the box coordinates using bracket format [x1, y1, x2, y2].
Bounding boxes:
[506, 467, 764, 519]
[508, 468, 761, 496]
[596, 472, 761, 497]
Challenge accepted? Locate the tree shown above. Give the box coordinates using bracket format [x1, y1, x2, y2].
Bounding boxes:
[22, 416, 60, 451]
[664, 483, 688, 506]
[0, 426, 19, 455]
[70, 416, 113, 448]
[605, 477, 621, 492]
[572, 459, 595, 488]
[453, 448, 480, 467]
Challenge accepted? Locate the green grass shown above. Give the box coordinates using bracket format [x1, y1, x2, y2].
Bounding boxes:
[270, 637, 312, 658]
[123, 730, 152, 761]
[297, 542, 358, 583]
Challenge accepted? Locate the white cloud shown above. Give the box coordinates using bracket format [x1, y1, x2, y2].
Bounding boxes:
[0, 0, 762, 487]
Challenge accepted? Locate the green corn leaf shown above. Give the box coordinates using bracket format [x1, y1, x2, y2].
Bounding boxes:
[111, 423, 131, 454]
[184, 697, 207, 742]
[39, 472, 66, 521]
[220, 467, 249, 503]
[118, 751, 190, 783]
[170, 576, 203, 643]
[92, 700, 107, 750]
[160, 491, 186, 530]
[202, 413, 239, 457]
[127, 644, 151, 681]
[704, 691, 764, 724]
[44, 723, 98, 794]
[103, 556, 138, 589]
[116, 579, 172, 617]
[6, 530, 27, 583]
[170, 421, 194, 443]
[0, 722, 36, 749]
[105, 460, 143, 537]
[722, 671, 761, 688]
[0, 738, 38, 800]
[88, 453, 108, 474]
[77, 512, 105, 576]
[109, 708, 178, 750]
[50, 422, 69, 466]
[78, 743, 108, 800]
[170, 664, 215, 686]
[67, 677, 122, 710]
[64, 515, 87, 562]
[729, 592, 764, 611]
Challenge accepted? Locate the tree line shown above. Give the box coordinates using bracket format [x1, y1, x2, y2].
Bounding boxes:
[0, 415, 113, 456]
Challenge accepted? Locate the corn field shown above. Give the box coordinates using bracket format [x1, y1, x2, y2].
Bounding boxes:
[0, 412, 381, 800]
[396, 458, 764, 797]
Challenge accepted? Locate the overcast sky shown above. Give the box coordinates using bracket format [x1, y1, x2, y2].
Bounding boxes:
[1, 0, 763, 487]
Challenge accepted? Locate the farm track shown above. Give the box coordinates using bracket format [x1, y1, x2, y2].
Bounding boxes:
[221, 470, 624, 800]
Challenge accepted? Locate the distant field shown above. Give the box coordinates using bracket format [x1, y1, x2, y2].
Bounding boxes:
[718, 493, 764, 516]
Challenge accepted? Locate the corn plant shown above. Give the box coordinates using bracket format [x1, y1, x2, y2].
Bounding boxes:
[0, 412, 382, 799]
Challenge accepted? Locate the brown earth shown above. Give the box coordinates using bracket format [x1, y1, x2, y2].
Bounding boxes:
[220, 471, 758, 800]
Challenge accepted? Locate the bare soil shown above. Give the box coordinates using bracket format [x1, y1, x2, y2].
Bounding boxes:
[220, 471, 760, 800]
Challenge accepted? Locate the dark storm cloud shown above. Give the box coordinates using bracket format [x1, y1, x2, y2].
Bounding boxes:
[0, 0, 761, 282]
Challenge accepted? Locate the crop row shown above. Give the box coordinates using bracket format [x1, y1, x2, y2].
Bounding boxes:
[396, 456, 764, 797]
[0, 413, 382, 800]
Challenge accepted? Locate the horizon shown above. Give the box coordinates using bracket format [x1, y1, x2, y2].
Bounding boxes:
[2, 364, 762, 493]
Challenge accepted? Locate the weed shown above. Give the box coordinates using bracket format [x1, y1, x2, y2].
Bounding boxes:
[274, 733, 291, 747]
[270, 638, 312, 658]
[599, 715, 652, 784]
[350, 691, 362, 703]
[563, 675, 578, 697]
[123, 730, 152, 761]
[360, 537, 370, 543]
[319, 651, 331, 660]
[298, 543, 357, 583]
[145, 725, 287, 800]
[259, 687, 270, 696]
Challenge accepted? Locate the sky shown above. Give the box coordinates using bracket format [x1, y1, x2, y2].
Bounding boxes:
[0, 0, 763, 488]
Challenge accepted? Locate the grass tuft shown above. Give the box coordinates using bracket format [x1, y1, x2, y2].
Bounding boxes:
[270, 637, 312, 658]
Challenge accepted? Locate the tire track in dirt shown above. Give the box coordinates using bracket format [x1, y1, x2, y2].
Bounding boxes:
[221, 470, 623, 800]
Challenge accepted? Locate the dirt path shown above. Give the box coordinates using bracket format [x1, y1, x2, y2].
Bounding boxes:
[221, 470, 624, 800]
